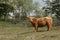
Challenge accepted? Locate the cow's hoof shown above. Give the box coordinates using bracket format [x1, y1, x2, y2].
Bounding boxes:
[47, 30, 51, 31]
[35, 31, 38, 32]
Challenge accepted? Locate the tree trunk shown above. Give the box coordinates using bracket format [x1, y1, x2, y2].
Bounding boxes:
[4, 13, 8, 21]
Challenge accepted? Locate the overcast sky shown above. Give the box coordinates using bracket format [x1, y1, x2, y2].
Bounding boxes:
[33, 0, 46, 7]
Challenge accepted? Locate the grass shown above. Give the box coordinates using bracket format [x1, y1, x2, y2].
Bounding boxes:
[0, 21, 60, 40]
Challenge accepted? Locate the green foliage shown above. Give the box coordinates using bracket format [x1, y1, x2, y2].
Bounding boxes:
[43, 0, 60, 26]
[0, 0, 42, 21]
[44, 0, 60, 18]
[0, 3, 14, 16]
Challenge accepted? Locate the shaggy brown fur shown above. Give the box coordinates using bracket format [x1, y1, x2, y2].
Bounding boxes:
[28, 16, 53, 32]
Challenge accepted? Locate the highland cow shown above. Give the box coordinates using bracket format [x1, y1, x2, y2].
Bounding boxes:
[28, 16, 52, 32]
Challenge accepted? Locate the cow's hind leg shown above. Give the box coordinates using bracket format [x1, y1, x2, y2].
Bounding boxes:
[47, 24, 52, 31]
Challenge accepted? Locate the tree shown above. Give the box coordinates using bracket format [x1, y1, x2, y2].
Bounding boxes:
[43, 0, 60, 26]
[17, 0, 34, 19]
[32, 2, 44, 17]
[43, 0, 60, 18]
[0, 3, 14, 21]
[0, 0, 42, 21]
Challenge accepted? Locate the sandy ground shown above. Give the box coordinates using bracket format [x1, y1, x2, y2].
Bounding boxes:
[0, 26, 60, 40]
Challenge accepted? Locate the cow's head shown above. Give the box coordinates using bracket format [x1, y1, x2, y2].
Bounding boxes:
[27, 16, 35, 22]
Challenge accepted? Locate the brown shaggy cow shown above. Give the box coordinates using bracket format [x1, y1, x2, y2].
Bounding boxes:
[28, 16, 52, 32]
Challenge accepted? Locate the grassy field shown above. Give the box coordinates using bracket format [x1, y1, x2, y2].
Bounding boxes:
[0, 21, 60, 40]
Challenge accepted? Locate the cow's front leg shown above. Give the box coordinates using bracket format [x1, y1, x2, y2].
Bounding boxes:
[35, 24, 38, 32]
